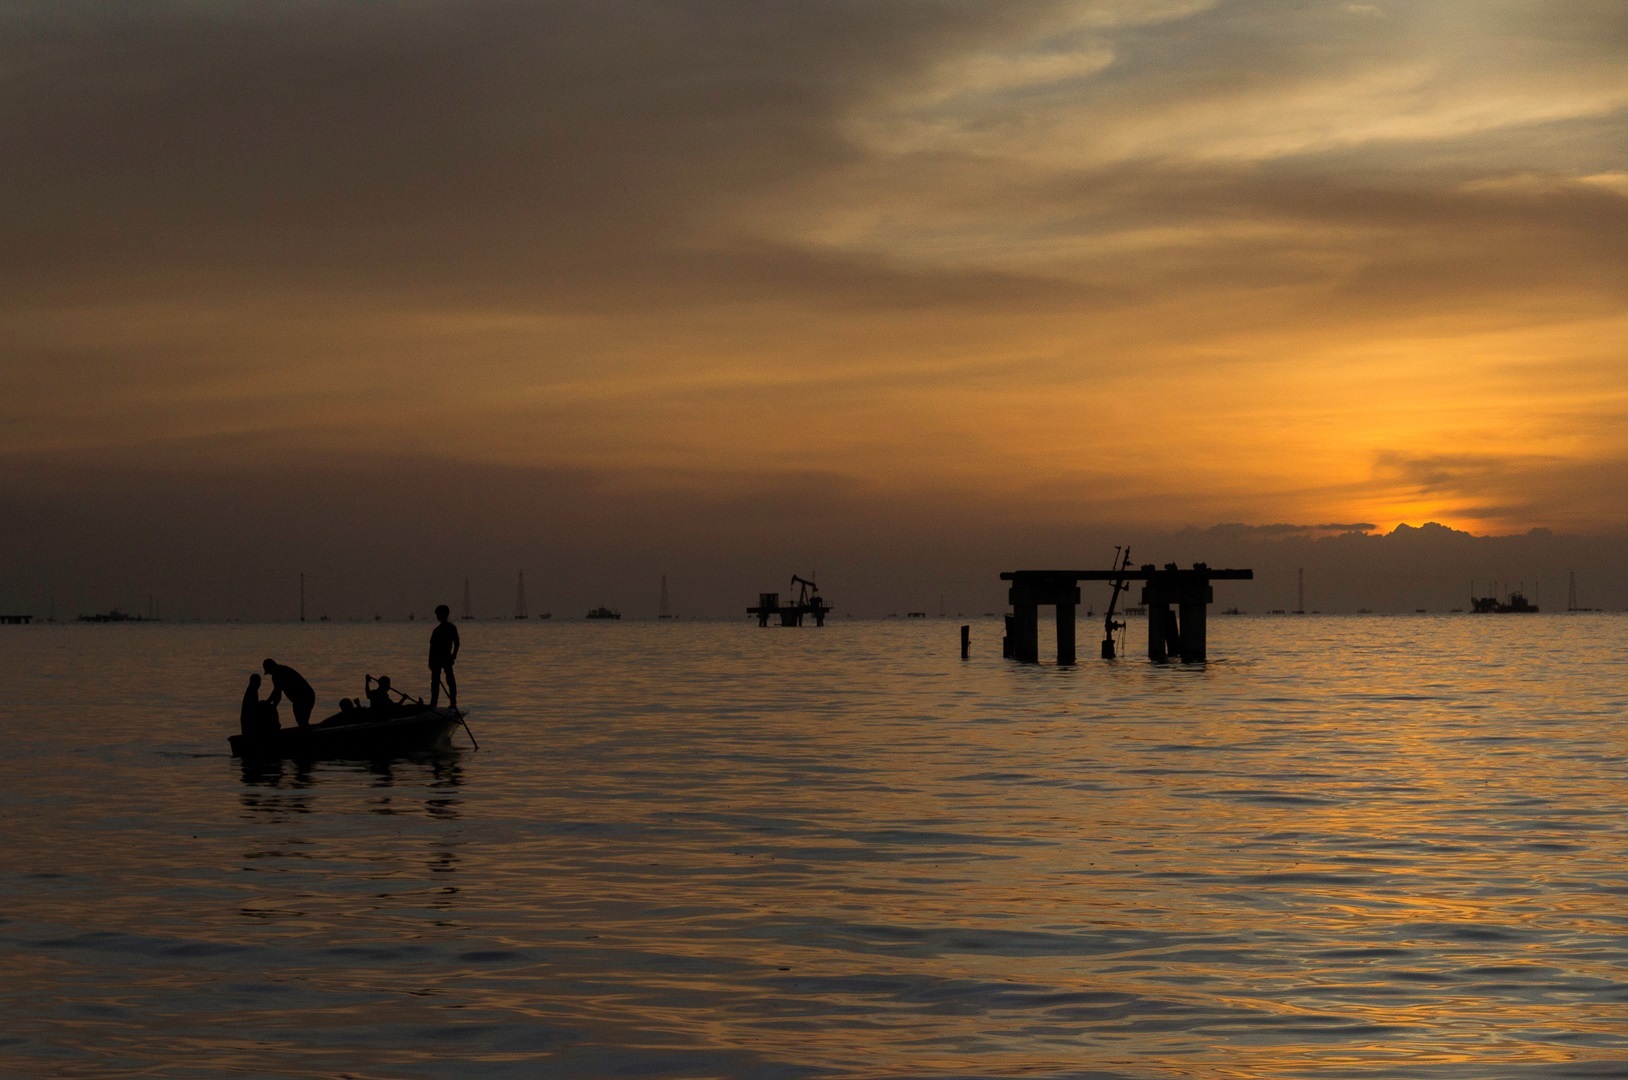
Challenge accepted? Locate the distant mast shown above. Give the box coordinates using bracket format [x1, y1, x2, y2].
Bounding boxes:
[515, 571, 528, 619]
[658, 574, 672, 619]
[1295, 568, 1304, 615]
[463, 577, 473, 620]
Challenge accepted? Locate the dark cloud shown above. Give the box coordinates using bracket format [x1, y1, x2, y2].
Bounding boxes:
[1183, 522, 1376, 539]
[0, 1, 1073, 305]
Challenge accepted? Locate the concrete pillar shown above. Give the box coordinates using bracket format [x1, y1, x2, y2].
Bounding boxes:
[1012, 601, 1040, 663]
[1147, 604, 1169, 661]
[1056, 602, 1076, 665]
[1179, 602, 1207, 662]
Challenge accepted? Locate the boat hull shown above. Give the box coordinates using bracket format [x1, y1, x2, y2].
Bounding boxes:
[229, 708, 464, 759]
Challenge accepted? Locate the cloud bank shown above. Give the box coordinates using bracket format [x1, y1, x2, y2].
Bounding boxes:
[2, 1, 1626, 607]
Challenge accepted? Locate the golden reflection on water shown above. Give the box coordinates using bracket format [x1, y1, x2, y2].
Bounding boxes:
[0, 616, 1625, 1077]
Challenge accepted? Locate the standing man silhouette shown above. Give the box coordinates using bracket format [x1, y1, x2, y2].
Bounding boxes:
[429, 604, 460, 708]
[262, 658, 316, 729]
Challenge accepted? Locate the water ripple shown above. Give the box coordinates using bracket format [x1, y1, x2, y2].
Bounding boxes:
[2, 616, 1626, 1077]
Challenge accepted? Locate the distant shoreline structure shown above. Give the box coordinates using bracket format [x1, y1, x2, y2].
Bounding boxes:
[78, 610, 158, 623]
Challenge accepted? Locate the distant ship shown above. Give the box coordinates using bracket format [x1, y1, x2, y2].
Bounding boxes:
[1471, 592, 1538, 613]
[585, 607, 621, 620]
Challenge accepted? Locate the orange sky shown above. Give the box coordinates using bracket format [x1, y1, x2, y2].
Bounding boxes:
[3, 0, 1627, 585]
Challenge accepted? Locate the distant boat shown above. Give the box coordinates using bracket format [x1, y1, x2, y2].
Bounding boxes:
[230, 707, 465, 760]
[586, 607, 621, 620]
[1471, 592, 1538, 613]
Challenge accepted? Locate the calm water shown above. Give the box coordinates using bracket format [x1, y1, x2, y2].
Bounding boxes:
[3, 616, 1627, 1078]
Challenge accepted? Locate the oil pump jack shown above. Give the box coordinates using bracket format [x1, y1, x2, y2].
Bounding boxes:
[789, 575, 832, 625]
[1101, 546, 1132, 659]
[748, 573, 832, 626]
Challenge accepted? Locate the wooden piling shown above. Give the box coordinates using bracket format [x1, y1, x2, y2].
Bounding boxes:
[960, 624, 970, 659]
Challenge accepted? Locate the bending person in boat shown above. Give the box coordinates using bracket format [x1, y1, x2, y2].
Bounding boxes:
[262, 658, 316, 729]
[429, 604, 459, 708]
[239, 673, 281, 738]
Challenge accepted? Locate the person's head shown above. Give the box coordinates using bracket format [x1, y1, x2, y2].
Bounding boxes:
[262, 658, 276, 674]
[248, 673, 261, 689]
[378, 676, 391, 690]
[435, 605, 450, 621]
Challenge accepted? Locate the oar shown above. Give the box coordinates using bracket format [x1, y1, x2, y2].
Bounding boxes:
[436, 674, 479, 749]
[373, 674, 478, 749]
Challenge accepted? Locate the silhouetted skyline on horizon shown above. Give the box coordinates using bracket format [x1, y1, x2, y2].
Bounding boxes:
[4, 476, 1622, 621]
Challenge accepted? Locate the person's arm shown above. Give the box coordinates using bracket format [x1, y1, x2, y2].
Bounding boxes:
[450, 625, 460, 661]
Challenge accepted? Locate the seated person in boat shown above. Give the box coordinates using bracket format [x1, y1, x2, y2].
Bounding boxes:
[239, 673, 281, 738]
[366, 674, 404, 717]
[322, 694, 367, 726]
[321, 675, 408, 726]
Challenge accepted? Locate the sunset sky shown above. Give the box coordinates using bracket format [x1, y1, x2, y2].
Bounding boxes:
[3, 1, 1626, 617]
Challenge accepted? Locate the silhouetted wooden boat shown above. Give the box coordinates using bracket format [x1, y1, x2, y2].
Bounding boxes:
[229, 707, 465, 759]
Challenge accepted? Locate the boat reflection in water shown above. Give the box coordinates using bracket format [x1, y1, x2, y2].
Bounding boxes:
[237, 743, 467, 796]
